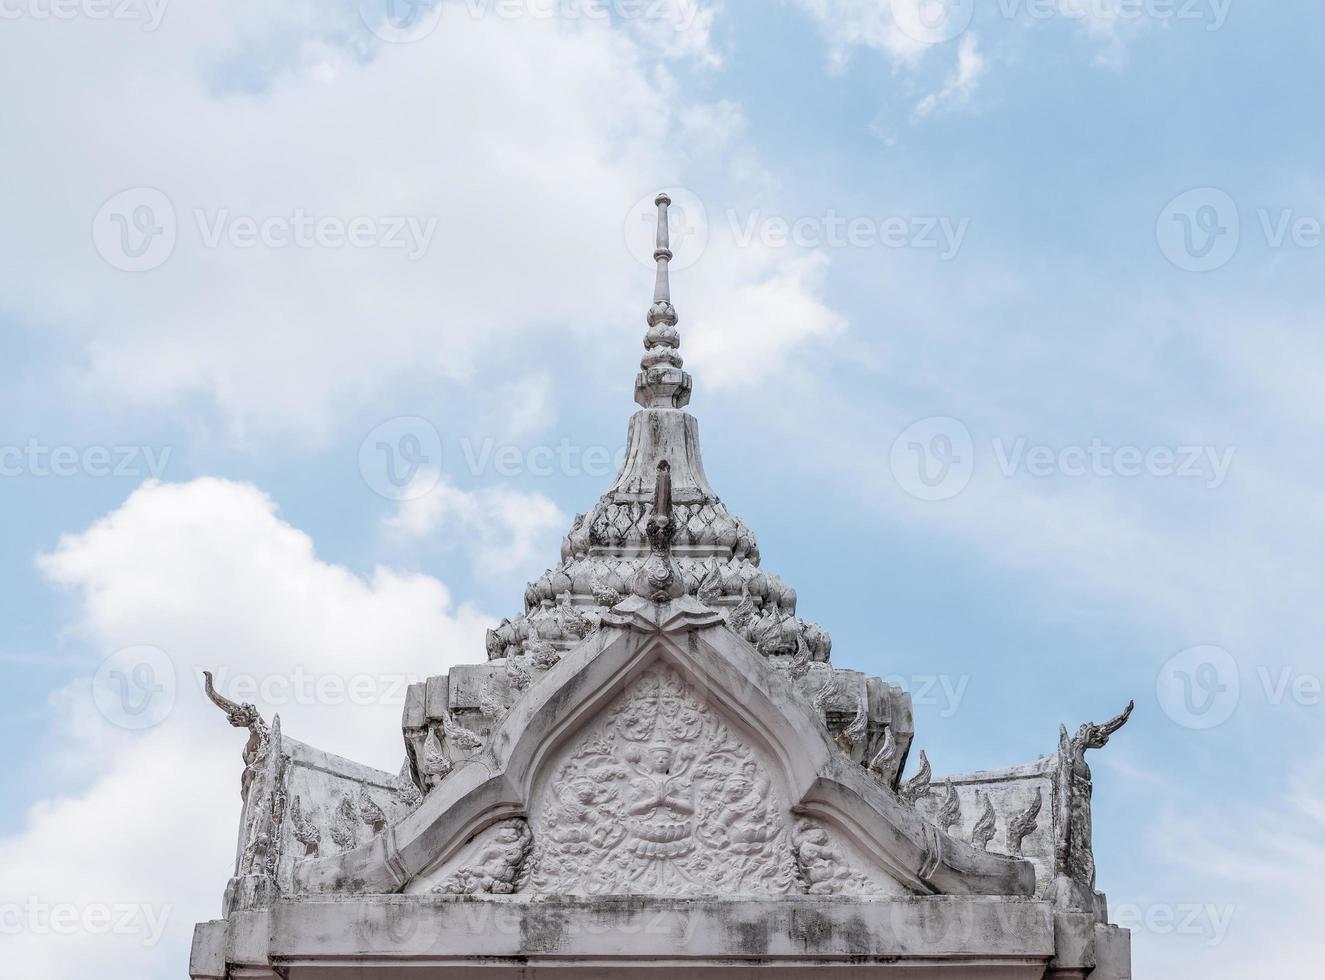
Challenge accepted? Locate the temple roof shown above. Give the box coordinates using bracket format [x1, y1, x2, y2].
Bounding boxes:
[488, 193, 831, 665]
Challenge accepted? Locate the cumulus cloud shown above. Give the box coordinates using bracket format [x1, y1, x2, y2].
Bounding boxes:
[4, 478, 493, 978]
[0, 0, 839, 446]
[384, 472, 567, 576]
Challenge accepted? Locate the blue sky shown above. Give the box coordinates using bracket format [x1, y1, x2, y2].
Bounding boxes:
[1, 0, 1321, 976]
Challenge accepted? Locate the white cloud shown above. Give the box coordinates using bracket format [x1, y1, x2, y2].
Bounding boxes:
[384, 472, 567, 577]
[914, 34, 986, 117]
[687, 248, 845, 385]
[0, 0, 834, 446]
[788, 0, 934, 69]
[1, 477, 494, 979]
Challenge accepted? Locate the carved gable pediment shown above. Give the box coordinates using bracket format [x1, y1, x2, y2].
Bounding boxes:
[521, 663, 903, 897]
[299, 621, 1027, 902]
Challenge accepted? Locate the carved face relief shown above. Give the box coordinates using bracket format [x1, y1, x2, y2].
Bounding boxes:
[528, 666, 799, 897]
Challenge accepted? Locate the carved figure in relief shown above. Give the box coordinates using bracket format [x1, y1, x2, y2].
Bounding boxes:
[623, 743, 698, 885]
[790, 820, 882, 896]
[697, 763, 778, 854]
[529, 666, 796, 897]
[437, 819, 533, 895]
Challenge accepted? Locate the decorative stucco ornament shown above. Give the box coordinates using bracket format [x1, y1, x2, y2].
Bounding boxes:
[1006, 786, 1042, 857]
[202, 670, 271, 799]
[526, 638, 561, 672]
[329, 794, 357, 851]
[629, 461, 687, 603]
[868, 725, 897, 778]
[505, 655, 531, 692]
[838, 690, 868, 750]
[420, 728, 451, 788]
[899, 749, 932, 807]
[442, 710, 483, 750]
[937, 779, 962, 835]
[1054, 700, 1134, 899]
[290, 795, 320, 857]
[971, 791, 997, 851]
[394, 762, 423, 809]
[357, 787, 386, 836]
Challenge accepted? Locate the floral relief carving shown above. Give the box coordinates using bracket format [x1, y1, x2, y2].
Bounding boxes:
[528, 666, 799, 896]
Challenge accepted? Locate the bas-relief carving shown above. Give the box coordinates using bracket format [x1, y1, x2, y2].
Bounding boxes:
[524, 665, 906, 898]
[434, 819, 534, 895]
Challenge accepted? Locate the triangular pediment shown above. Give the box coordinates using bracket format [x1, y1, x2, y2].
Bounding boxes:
[291, 614, 1033, 902]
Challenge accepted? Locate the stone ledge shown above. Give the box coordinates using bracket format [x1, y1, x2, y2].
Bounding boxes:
[259, 895, 1056, 962]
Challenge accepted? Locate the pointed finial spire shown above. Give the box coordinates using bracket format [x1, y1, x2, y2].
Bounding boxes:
[635, 192, 693, 410]
[649, 193, 677, 329]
